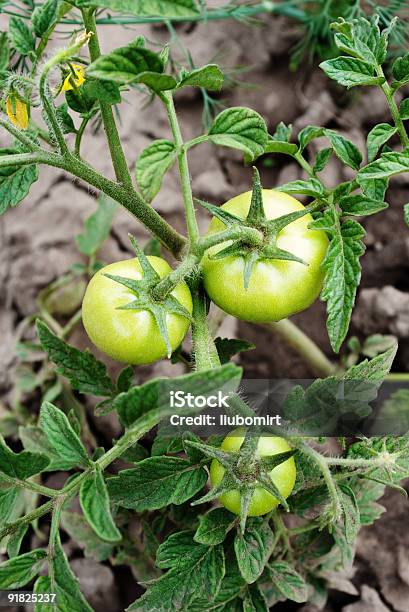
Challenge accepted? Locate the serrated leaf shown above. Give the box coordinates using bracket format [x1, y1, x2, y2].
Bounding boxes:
[324, 130, 362, 170]
[39, 402, 90, 469]
[75, 0, 199, 18]
[319, 56, 382, 88]
[339, 195, 388, 217]
[87, 37, 164, 84]
[0, 32, 10, 71]
[108, 456, 207, 510]
[80, 466, 121, 542]
[0, 149, 38, 214]
[400, 98, 409, 120]
[76, 195, 117, 256]
[298, 125, 324, 151]
[32, 0, 59, 37]
[177, 64, 223, 91]
[272, 121, 292, 142]
[366, 123, 397, 163]
[135, 139, 176, 202]
[313, 147, 332, 173]
[312, 210, 365, 352]
[0, 435, 49, 479]
[130, 531, 224, 611]
[267, 561, 308, 603]
[0, 487, 18, 529]
[37, 320, 115, 397]
[234, 519, 274, 584]
[9, 16, 35, 55]
[194, 508, 236, 545]
[48, 532, 92, 611]
[0, 550, 46, 589]
[357, 151, 409, 183]
[19, 425, 74, 472]
[208, 107, 268, 161]
[215, 337, 255, 365]
[34, 576, 55, 612]
[392, 52, 409, 85]
[345, 343, 397, 382]
[277, 178, 324, 197]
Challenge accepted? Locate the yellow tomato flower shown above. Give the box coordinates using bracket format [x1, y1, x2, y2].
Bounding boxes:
[6, 96, 29, 129]
[62, 64, 86, 92]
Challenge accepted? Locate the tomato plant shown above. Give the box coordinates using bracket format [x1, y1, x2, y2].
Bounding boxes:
[0, 2, 408, 612]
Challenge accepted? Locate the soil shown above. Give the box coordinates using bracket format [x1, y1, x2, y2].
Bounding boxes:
[0, 7, 408, 612]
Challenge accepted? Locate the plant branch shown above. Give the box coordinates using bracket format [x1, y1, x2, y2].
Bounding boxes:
[190, 278, 221, 371]
[0, 116, 42, 152]
[81, 8, 134, 190]
[265, 318, 336, 378]
[377, 66, 409, 150]
[161, 91, 200, 244]
[0, 473, 59, 498]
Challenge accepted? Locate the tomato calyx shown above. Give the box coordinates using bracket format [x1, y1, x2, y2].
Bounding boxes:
[102, 234, 192, 357]
[198, 167, 316, 288]
[185, 434, 296, 530]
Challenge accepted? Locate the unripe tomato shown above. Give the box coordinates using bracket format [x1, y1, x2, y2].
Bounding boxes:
[210, 431, 296, 516]
[202, 190, 328, 323]
[82, 257, 193, 365]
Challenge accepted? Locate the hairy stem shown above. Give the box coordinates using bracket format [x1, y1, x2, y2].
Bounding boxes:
[0, 473, 59, 498]
[75, 116, 90, 158]
[265, 319, 336, 378]
[161, 91, 200, 244]
[377, 66, 409, 149]
[82, 8, 134, 190]
[152, 253, 198, 300]
[190, 279, 221, 370]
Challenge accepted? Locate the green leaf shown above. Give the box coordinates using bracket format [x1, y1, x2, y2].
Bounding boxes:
[400, 98, 409, 121]
[359, 177, 388, 201]
[323, 129, 362, 170]
[311, 210, 365, 352]
[7, 524, 29, 558]
[34, 576, 55, 612]
[0, 435, 49, 479]
[339, 195, 388, 217]
[392, 52, 409, 85]
[133, 71, 177, 92]
[0, 149, 39, 214]
[357, 151, 409, 183]
[0, 487, 18, 529]
[277, 178, 324, 197]
[32, 0, 59, 38]
[135, 139, 177, 202]
[366, 123, 397, 163]
[130, 531, 224, 611]
[62, 511, 114, 561]
[115, 362, 241, 428]
[267, 561, 308, 603]
[178, 64, 223, 91]
[264, 140, 298, 156]
[48, 532, 92, 611]
[319, 56, 382, 88]
[243, 583, 268, 612]
[37, 320, 115, 397]
[313, 147, 332, 173]
[56, 103, 77, 135]
[234, 519, 274, 584]
[0, 32, 10, 71]
[108, 456, 207, 510]
[0, 550, 46, 589]
[76, 194, 117, 256]
[345, 343, 397, 382]
[298, 125, 324, 151]
[39, 402, 90, 469]
[86, 37, 164, 84]
[215, 337, 255, 365]
[19, 425, 75, 471]
[75, 0, 199, 18]
[194, 508, 236, 545]
[9, 16, 35, 55]
[208, 107, 268, 161]
[272, 121, 292, 142]
[80, 465, 121, 542]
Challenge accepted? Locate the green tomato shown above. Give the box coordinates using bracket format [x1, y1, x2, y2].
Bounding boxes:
[202, 189, 328, 322]
[210, 430, 296, 516]
[82, 257, 193, 365]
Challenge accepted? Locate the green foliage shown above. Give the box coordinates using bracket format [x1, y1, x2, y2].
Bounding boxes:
[0, 150, 39, 214]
